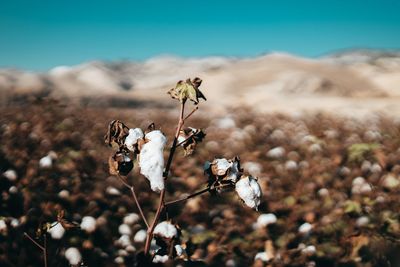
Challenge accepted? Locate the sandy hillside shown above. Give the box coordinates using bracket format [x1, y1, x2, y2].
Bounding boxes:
[1, 50, 400, 116]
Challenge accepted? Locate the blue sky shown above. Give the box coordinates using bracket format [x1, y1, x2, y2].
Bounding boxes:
[1, 0, 399, 70]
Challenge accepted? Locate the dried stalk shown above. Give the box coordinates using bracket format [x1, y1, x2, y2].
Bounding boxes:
[24, 232, 47, 267]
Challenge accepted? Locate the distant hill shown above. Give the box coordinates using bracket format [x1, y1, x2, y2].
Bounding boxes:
[1, 50, 400, 115]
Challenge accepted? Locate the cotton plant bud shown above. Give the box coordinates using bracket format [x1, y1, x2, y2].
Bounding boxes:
[123, 213, 140, 225]
[154, 221, 178, 239]
[256, 213, 277, 229]
[139, 130, 167, 192]
[235, 176, 262, 210]
[124, 128, 144, 152]
[48, 222, 65, 239]
[80, 216, 96, 233]
[134, 229, 147, 243]
[299, 222, 313, 234]
[65, 247, 82, 266]
[3, 169, 17, 181]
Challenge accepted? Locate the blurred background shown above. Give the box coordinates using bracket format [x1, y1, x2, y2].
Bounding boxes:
[1, 1, 400, 267]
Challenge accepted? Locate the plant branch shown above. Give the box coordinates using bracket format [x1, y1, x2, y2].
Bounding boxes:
[174, 132, 195, 148]
[43, 234, 48, 267]
[165, 187, 210, 206]
[116, 173, 149, 228]
[144, 101, 186, 255]
[24, 232, 45, 251]
[183, 106, 198, 122]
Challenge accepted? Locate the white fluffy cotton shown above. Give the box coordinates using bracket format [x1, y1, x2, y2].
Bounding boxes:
[134, 229, 147, 243]
[123, 213, 140, 225]
[256, 213, 277, 228]
[175, 244, 184, 256]
[118, 224, 132, 236]
[267, 147, 285, 159]
[80, 216, 96, 233]
[3, 169, 17, 181]
[48, 222, 65, 239]
[299, 222, 313, 234]
[153, 254, 169, 263]
[235, 176, 262, 210]
[215, 158, 232, 176]
[39, 155, 52, 168]
[0, 219, 7, 234]
[65, 247, 82, 265]
[254, 252, 273, 262]
[125, 128, 144, 151]
[139, 130, 167, 192]
[154, 221, 178, 239]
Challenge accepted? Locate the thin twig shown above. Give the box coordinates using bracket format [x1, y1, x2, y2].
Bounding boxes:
[164, 187, 210, 206]
[24, 232, 45, 251]
[43, 234, 48, 267]
[183, 106, 199, 122]
[116, 174, 149, 228]
[144, 101, 186, 255]
[174, 132, 195, 148]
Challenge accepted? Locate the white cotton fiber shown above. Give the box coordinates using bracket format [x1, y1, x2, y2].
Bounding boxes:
[65, 247, 82, 265]
[48, 222, 65, 239]
[154, 221, 178, 239]
[139, 130, 167, 192]
[235, 176, 262, 210]
[125, 128, 144, 151]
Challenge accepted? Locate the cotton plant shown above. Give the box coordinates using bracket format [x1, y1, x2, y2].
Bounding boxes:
[103, 78, 263, 263]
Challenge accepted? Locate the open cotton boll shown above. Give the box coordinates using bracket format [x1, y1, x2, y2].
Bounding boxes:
[153, 255, 169, 263]
[118, 224, 132, 236]
[267, 147, 285, 159]
[154, 221, 178, 239]
[65, 247, 82, 265]
[123, 213, 140, 225]
[256, 213, 277, 228]
[48, 222, 65, 239]
[80, 216, 96, 233]
[125, 128, 144, 151]
[235, 176, 262, 210]
[215, 158, 232, 176]
[299, 222, 313, 234]
[134, 229, 147, 243]
[39, 155, 52, 168]
[254, 251, 273, 262]
[3, 169, 17, 181]
[139, 130, 167, 192]
[175, 244, 184, 256]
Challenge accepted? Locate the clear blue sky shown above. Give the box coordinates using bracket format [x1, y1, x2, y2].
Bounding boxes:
[1, 0, 399, 70]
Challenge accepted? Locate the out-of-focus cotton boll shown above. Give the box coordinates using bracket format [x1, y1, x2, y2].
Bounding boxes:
[9, 186, 18, 194]
[285, 160, 298, 171]
[235, 176, 262, 210]
[58, 190, 70, 199]
[123, 213, 140, 225]
[139, 130, 167, 192]
[270, 129, 285, 141]
[308, 143, 322, 153]
[267, 147, 285, 159]
[215, 117, 236, 129]
[243, 162, 262, 176]
[134, 229, 147, 243]
[256, 213, 277, 228]
[153, 255, 169, 263]
[254, 251, 273, 262]
[118, 224, 132, 236]
[299, 222, 313, 234]
[175, 244, 184, 256]
[301, 245, 316, 255]
[48, 222, 65, 239]
[3, 170, 17, 181]
[106, 186, 121, 196]
[116, 235, 131, 248]
[0, 219, 7, 235]
[80, 216, 96, 233]
[39, 155, 52, 168]
[356, 216, 370, 227]
[65, 247, 82, 265]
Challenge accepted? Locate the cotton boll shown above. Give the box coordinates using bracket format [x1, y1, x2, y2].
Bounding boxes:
[308, 143, 322, 153]
[116, 235, 131, 248]
[254, 252, 272, 262]
[65, 247, 82, 265]
[356, 216, 370, 227]
[360, 183, 372, 194]
[299, 223, 313, 234]
[58, 190, 70, 199]
[216, 117, 236, 129]
[267, 147, 285, 159]
[361, 161, 372, 172]
[0, 219, 7, 234]
[175, 244, 184, 256]
[10, 218, 19, 228]
[215, 158, 232, 176]
[243, 162, 262, 176]
[125, 128, 144, 151]
[154, 221, 178, 239]
[106, 186, 121, 196]
[9, 186, 18, 194]
[235, 176, 262, 210]
[39, 156, 52, 168]
[80, 216, 96, 233]
[123, 213, 140, 225]
[352, 177, 366, 186]
[153, 255, 169, 263]
[115, 256, 124, 264]
[371, 163, 382, 174]
[285, 160, 298, 171]
[3, 170, 17, 181]
[134, 229, 147, 243]
[256, 213, 277, 228]
[118, 224, 132, 236]
[301, 245, 316, 255]
[48, 222, 65, 239]
[139, 130, 167, 192]
[318, 188, 329, 197]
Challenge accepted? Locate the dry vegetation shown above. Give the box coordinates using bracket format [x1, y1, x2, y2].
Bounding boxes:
[1, 98, 400, 266]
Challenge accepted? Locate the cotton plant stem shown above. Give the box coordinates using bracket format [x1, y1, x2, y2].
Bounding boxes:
[116, 173, 149, 228]
[183, 106, 198, 122]
[144, 101, 186, 255]
[24, 232, 47, 267]
[164, 187, 210, 206]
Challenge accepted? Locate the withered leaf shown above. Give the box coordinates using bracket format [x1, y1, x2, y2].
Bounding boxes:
[105, 120, 130, 148]
[178, 127, 206, 156]
[168, 78, 206, 104]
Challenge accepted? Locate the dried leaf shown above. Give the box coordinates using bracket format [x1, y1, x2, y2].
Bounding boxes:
[168, 78, 206, 104]
[104, 120, 130, 148]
